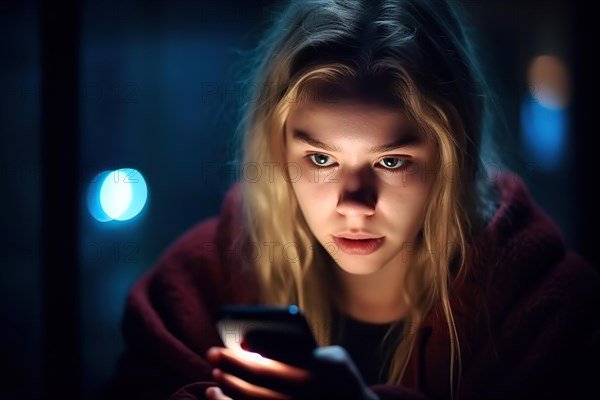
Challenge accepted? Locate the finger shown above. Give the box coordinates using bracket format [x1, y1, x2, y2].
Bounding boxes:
[205, 386, 234, 400]
[208, 347, 311, 394]
[208, 347, 309, 382]
[213, 368, 291, 400]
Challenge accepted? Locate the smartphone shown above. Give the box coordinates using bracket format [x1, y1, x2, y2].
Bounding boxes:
[216, 305, 318, 368]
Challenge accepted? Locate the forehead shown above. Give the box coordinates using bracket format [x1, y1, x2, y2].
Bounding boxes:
[286, 97, 413, 141]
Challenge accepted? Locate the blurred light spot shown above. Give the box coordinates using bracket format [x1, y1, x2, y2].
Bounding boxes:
[87, 171, 113, 222]
[521, 99, 567, 171]
[288, 305, 299, 314]
[521, 55, 571, 171]
[100, 170, 133, 219]
[88, 168, 148, 222]
[112, 168, 148, 221]
[527, 55, 571, 110]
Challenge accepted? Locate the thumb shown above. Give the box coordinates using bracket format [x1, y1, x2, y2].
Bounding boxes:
[313, 345, 360, 372]
[312, 346, 367, 397]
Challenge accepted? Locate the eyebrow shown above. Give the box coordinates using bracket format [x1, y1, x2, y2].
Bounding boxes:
[291, 128, 420, 153]
[292, 129, 340, 152]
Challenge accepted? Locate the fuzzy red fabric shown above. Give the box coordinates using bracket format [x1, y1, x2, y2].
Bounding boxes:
[100, 173, 600, 400]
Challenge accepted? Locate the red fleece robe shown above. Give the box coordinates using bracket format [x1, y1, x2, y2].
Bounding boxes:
[99, 173, 600, 400]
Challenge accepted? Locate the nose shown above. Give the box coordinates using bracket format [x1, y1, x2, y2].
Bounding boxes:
[335, 168, 377, 217]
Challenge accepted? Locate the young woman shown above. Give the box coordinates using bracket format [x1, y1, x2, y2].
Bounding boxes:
[102, 1, 600, 399]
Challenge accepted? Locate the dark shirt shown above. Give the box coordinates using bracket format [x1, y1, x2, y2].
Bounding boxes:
[333, 313, 400, 386]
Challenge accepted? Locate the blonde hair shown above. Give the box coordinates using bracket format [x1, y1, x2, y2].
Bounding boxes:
[234, 0, 496, 394]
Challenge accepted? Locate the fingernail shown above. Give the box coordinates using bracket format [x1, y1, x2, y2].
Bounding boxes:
[207, 347, 218, 358]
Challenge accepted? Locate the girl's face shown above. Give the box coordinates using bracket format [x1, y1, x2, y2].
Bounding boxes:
[285, 96, 438, 275]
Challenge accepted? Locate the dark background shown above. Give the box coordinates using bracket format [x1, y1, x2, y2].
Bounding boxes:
[0, 0, 596, 399]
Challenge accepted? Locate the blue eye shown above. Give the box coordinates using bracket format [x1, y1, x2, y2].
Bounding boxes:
[309, 154, 335, 167]
[378, 157, 407, 169]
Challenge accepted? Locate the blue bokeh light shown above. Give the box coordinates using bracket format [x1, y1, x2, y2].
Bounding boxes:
[288, 305, 299, 314]
[110, 168, 148, 221]
[100, 170, 133, 220]
[87, 170, 113, 222]
[88, 168, 148, 222]
[520, 98, 567, 171]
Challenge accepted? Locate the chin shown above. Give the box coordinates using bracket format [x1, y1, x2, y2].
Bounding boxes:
[334, 258, 383, 275]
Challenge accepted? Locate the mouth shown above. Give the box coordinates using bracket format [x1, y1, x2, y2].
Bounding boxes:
[334, 231, 383, 240]
[332, 236, 385, 255]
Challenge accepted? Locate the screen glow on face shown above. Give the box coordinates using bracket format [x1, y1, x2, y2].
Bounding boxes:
[284, 97, 436, 276]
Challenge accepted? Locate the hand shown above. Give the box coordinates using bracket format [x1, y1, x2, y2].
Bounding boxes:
[205, 346, 310, 399]
[205, 345, 379, 400]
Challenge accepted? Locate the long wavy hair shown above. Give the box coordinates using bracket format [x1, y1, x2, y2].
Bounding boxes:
[233, 0, 497, 394]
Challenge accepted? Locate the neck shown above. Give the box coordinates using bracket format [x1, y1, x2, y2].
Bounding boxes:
[335, 255, 411, 324]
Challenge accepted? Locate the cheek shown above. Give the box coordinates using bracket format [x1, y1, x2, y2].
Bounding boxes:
[399, 161, 436, 187]
[380, 179, 431, 230]
[290, 171, 340, 229]
[291, 177, 331, 214]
